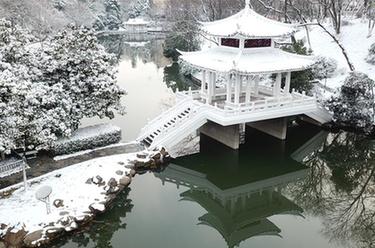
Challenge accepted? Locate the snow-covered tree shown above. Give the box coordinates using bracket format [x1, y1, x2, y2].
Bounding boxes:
[311, 56, 338, 80]
[53, 0, 67, 11]
[34, 25, 126, 129]
[164, 20, 201, 61]
[94, 0, 123, 31]
[128, 0, 150, 18]
[365, 43, 375, 64]
[0, 21, 126, 155]
[326, 72, 375, 133]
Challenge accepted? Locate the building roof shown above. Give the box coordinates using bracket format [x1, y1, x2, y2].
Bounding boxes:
[178, 47, 315, 75]
[200, 5, 297, 38]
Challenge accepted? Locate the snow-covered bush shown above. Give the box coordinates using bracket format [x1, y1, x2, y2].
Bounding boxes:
[52, 124, 121, 155]
[365, 43, 375, 65]
[326, 72, 375, 133]
[311, 56, 338, 80]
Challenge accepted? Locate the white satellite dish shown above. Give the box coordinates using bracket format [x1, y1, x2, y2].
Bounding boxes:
[36, 186, 52, 214]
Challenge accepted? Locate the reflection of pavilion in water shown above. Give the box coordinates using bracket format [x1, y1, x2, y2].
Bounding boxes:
[156, 164, 307, 248]
[154, 127, 326, 248]
[98, 33, 169, 68]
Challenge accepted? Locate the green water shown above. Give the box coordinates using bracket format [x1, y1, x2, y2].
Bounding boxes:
[65, 35, 375, 248]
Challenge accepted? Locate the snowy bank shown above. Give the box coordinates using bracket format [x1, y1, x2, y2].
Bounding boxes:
[0, 148, 170, 247]
[52, 123, 122, 155]
[296, 19, 375, 92]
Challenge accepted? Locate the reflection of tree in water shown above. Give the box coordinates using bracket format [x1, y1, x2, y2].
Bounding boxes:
[288, 131, 375, 248]
[54, 188, 133, 248]
[97, 34, 197, 93]
[163, 62, 196, 92]
[97, 34, 125, 62]
[98, 33, 168, 68]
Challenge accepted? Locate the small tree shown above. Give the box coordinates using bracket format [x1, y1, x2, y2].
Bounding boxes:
[366, 43, 375, 65]
[311, 56, 338, 80]
[163, 20, 200, 61]
[326, 72, 375, 133]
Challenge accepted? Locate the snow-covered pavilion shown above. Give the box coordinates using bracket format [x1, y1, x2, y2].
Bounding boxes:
[179, 0, 313, 106]
[137, 0, 331, 153]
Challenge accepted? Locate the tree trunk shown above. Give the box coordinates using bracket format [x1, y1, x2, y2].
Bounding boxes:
[284, 0, 288, 23]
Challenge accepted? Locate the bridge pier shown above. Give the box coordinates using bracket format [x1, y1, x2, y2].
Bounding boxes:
[200, 121, 241, 150]
[247, 117, 288, 140]
[168, 131, 200, 158]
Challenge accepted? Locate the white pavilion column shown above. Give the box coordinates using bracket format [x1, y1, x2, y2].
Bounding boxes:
[212, 72, 217, 100]
[226, 74, 232, 103]
[284, 71, 291, 94]
[254, 76, 260, 96]
[207, 71, 213, 104]
[274, 73, 282, 97]
[234, 73, 241, 104]
[201, 70, 207, 94]
[245, 76, 251, 103]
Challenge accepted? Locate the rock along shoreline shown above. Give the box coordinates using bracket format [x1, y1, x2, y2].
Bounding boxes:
[0, 147, 170, 248]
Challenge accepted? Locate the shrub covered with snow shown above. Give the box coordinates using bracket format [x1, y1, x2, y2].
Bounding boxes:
[365, 43, 375, 65]
[52, 124, 122, 155]
[311, 56, 338, 80]
[326, 72, 375, 133]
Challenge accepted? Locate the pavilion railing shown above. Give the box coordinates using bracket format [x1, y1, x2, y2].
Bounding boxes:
[139, 87, 317, 147]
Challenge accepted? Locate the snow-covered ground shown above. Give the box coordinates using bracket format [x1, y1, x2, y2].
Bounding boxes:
[0, 151, 150, 246]
[297, 19, 375, 90]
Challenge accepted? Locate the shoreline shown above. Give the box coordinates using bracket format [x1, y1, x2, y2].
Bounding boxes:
[0, 147, 170, 248]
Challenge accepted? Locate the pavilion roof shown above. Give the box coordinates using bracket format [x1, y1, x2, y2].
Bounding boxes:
[178, 47, 315, 75]
[200, 5, 297, 38]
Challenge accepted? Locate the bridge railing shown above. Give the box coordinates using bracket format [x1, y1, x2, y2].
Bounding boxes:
[149, 104, 206, 147]
[138, 97, 196, 139]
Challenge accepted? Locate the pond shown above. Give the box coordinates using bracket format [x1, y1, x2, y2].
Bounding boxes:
[61, 34, 375, 248]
